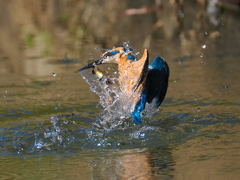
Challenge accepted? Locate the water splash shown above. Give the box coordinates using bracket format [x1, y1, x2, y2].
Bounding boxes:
[0, 98, 239, 155]
[78, 43, 160, 129]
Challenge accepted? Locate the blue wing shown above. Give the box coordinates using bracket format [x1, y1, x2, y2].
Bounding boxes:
[132, 56, 169, 124]
[145, 56, 169, 107]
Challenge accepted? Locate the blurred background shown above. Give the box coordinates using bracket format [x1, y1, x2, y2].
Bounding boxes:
[0, 0, 240, 179]
[0, 0, 239, 100]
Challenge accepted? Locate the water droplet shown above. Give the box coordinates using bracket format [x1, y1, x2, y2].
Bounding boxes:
[195, 97, 198, 100]
[197, 107, 201, 112]
[5, 91, 8, 93]
[63, 120, 68, 124]
[52, 72, 56, 77]
[178, 58, 181, 65]
[73, 121, 76, 124]
[57, 135, 63, 142]
[58, 103, 61, 106]
[202, 44, 206, 49]
[3, 95, 6, 97]
[55, 107, 58, 110]
[205, 31, 208, 35]
[200, 53, 203, 57]
[174, 80, 177, 82]
[90, 52, 92, 56]
[107, 143, 111, 146]
[201, 60, 204, 63]
[97, 143, 101, 146]
[117, 143, 120, 145]
[140, 133, 145, 138]
[35, 143, 43, 149]
[50, 116, 58, 125]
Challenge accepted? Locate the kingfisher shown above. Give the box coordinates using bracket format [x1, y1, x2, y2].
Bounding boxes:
[76, 45, 169, 125]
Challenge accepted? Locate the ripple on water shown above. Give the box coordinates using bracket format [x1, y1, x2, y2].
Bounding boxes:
[0, 98, 239, 157]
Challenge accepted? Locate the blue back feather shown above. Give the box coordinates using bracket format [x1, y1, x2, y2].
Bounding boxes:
[131, 56, 169, 124]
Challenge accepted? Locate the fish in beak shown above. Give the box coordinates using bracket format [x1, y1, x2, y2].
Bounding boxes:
[75, 46, 149, 95]
[74, 45, 169, 125]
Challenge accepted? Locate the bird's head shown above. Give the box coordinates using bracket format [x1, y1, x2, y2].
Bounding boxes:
[76, 46, 149, 94]
[76, 46, 138, 71]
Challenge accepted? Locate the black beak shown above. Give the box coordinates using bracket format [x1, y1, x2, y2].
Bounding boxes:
[74, 58, 103, 73]
[74, 50, 119, 74]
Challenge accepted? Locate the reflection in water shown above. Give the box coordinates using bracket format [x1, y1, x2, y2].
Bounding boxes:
[88, 148, 174, 179]
[0, 0, 240, 179]
[0, 98, 240, 179]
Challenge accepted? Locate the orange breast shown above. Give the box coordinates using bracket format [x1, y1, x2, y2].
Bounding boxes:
[117, 49, 148, 96]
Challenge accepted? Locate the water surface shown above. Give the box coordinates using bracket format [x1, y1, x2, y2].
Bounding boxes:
[0, 0, 240, 179]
